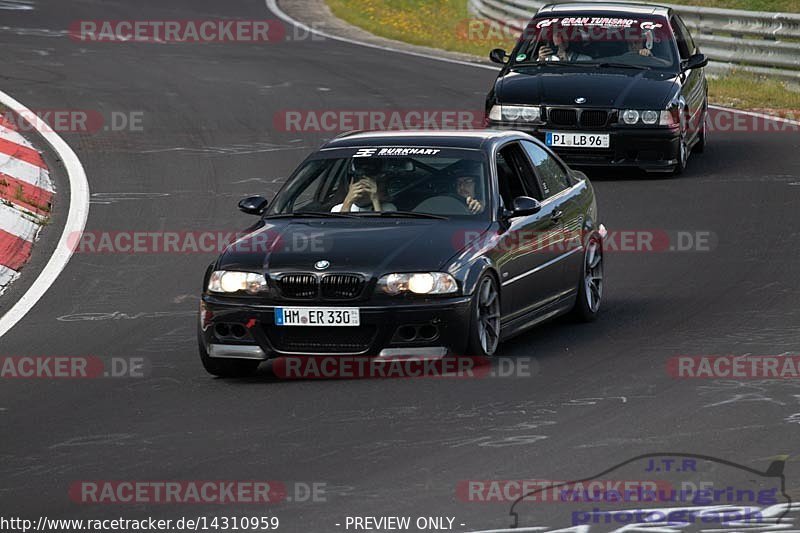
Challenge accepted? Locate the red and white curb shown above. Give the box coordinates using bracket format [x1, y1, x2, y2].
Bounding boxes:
[0, 116, 54, 295]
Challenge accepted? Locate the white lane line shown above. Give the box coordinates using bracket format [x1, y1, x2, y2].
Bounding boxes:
[0, 90, 90, 339]
[0, 124, 35, 148]
[266, 0, 800, 127]
[0, 202, 40, 240]
[0, 265, 20, 295]
[265, 0, 498, 71]
[0, 155, 53, 192]
[709, 104, 800, 126]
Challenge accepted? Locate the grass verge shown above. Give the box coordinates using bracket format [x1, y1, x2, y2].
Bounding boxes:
[326, 0, 800, 111]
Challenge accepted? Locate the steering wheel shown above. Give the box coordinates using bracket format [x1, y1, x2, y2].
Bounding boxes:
[413, 193, 471, 216]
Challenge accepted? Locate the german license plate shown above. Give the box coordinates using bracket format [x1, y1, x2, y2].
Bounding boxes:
[546, 132, 610, 148]
[274, 307, 360, 326]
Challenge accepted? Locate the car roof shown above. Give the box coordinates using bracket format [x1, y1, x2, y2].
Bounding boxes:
[321, 130, 523, 150]
[538, 2, 671, 17]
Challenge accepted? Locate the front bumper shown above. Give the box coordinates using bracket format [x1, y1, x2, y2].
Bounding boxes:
[199, 294, 473, 358]
[489, 121, 681, 172]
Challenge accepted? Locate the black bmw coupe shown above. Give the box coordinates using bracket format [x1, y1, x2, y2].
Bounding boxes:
[486, 2, 709, 174]
[199, 130, 605, 377]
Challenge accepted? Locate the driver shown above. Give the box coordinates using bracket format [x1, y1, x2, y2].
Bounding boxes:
[538, 29, 591, 62]
[456, 175, 485, 214]
[332, 160, 397, 212]
[627, 30, 654, 57]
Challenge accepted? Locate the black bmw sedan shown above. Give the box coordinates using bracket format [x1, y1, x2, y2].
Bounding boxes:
[486, 2, 709, 174]
[199, 130, 605, 377]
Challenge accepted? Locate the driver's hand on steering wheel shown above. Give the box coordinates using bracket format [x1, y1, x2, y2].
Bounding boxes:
[466, 196, 483, 214]
[639, 48, 652, 56]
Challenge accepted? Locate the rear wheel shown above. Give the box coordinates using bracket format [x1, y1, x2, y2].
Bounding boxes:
[466, 274, 501, 357]
[571, 233, 603, 322]
[198, 329, 260, 378]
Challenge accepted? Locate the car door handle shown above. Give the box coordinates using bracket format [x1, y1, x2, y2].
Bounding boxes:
[550, 210, 563, 222]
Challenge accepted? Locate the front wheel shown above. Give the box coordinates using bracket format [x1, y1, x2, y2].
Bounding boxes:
[571, 233, 603, 322]
[693, 103, 708, 154]
[198, 329, 260, 378]
[466, 274, 501, 357]
[673, 109, 690, 175]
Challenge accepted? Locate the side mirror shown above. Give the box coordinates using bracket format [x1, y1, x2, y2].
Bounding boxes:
[683, 53, 708, 71]
[238, 195, 269, 216]
[510, 196, 541, 217]
[489, 48, 508, 65]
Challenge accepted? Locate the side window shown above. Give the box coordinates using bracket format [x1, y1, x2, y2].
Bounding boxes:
[670, 16, 692, 59]
[521, 141, 570, 198]
[496, 143, 537, 208]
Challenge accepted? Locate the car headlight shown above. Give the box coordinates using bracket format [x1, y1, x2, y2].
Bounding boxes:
[620, 109, 674, 126]
[208, 271, 268, 294]
[378, 272, 458, 295]
[641, 110, 659, 124]
[621, 109, 640, 125]
[489, 105, 541, 123]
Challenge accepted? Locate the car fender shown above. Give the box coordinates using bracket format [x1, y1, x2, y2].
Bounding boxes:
[461, 257, 500, 297]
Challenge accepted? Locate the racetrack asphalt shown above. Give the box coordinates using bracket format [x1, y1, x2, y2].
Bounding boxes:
[0, 1, 799, 531]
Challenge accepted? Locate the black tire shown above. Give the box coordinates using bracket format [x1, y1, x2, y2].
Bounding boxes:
[693, 104, 707, 154]
[465, 274, 501, 357]
[672, 108, 689, 175]
[571, 232, 603, 322]
[198, 329, 260, 378]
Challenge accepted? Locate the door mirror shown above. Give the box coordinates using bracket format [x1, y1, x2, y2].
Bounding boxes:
[511, 196, 542, 217]
[683, 53, 708, 71]
[238, 195, 269, 215]
[489, 48, 508, 64]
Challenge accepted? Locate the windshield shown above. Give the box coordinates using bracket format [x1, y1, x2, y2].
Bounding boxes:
[267, 147, 490, 218]
[512, 15, 678, 70]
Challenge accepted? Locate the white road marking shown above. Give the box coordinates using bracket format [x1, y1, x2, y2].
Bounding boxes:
[265, 0, 497, 71]
[709, 104, 800, 126]
[0, 90, 90, 339]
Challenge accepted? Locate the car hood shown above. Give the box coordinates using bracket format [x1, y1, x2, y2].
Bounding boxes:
[495, 67, 679, 109]
[217, 219, 492, 276]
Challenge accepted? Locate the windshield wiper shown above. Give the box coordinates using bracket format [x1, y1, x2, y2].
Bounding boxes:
[512, 61, 593, 68]
[356, 211, 449, 220]
[264, 211, 359, 219]
[597, 62, 651, 70]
